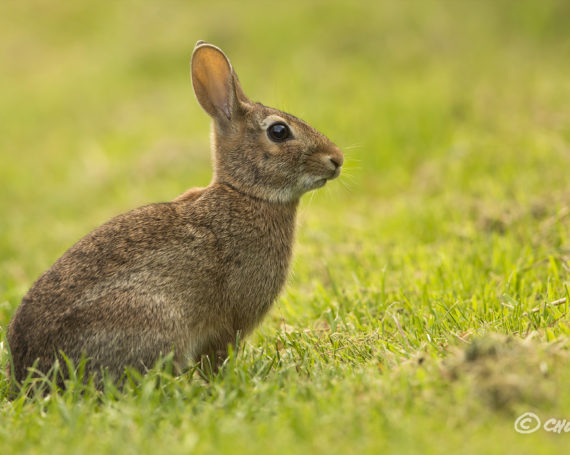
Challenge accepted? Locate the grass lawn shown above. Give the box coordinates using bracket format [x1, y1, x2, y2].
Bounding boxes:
[1, 0, 569, 453]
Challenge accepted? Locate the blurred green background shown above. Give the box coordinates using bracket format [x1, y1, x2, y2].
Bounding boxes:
[1, 1, 569, 454]
[1, 0, 569, 286]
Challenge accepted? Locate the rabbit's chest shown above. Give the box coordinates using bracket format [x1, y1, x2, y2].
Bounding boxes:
[222, 226, 294, 325]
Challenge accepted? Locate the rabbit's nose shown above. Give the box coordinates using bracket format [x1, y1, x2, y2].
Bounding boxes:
[326, 145, 344, 170]
[328, 156, 341, 169]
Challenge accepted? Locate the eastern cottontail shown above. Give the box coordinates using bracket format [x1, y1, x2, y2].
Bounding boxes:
[7, 41, 343, 383]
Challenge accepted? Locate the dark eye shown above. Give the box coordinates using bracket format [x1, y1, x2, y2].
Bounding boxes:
[267, 122, 290, 142]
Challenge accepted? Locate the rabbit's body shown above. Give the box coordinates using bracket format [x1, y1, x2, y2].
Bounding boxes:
[7, 41, 342, 382]
[9, 184, 297, 380]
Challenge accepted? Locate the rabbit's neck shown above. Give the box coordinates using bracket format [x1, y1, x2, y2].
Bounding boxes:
[212, 165, 302, 204]
[215, 181, 296, 205]
[212, 182, 299, 227]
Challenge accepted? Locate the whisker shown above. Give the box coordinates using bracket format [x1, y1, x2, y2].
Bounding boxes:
[338, 178, 355, 194]
[341, 143, 362, 151]
[307, 189, 316, 206]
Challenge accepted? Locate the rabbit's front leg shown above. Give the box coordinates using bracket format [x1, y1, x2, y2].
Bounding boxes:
[195, 329, 236, 378]
[198, 348, 227, 378]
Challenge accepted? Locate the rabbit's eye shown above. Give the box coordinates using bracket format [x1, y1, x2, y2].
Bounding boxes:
[267, 123, 290, 142]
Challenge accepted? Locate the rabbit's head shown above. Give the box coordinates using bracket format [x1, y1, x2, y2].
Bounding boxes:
[191, 41, 343, 203]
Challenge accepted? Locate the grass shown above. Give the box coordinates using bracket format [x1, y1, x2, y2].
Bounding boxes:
[1, 0, 569, 453]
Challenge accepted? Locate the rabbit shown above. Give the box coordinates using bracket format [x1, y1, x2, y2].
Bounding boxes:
[6, 41, 343, 384]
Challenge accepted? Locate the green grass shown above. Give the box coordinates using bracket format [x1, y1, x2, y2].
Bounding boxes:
[1, 0, 570, 453]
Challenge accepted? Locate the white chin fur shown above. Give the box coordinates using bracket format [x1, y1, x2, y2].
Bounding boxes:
[300, 175, 328, 192]
[261, 176, 328, 203]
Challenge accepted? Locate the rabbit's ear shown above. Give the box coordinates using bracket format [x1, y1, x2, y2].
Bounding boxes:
[231, 69, 250, 105]
[191, 42, 247, 121]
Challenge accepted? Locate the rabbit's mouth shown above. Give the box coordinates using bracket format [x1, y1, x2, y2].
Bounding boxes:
[314, 178, 328, 188]
[312, 170, 339, 189]
[323, 165, 342, 182]
[301, 175, 328, 192]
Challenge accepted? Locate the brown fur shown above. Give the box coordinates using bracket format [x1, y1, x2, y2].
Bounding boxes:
[7, 42, 343, 382]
